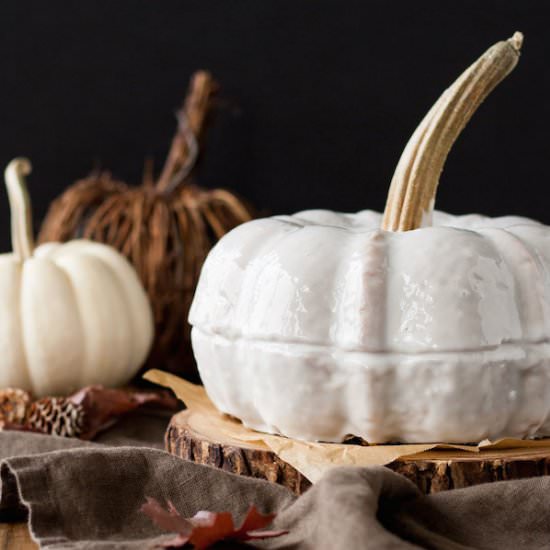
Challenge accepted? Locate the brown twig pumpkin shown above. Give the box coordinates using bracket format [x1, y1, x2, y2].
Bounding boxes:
[39, 71, 253, 378]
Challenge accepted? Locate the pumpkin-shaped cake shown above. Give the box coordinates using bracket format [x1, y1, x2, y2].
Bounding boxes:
[190, 34, 543, 443]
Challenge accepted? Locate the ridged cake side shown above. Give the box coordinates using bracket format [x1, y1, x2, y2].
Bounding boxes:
[193, 327, 550, 443]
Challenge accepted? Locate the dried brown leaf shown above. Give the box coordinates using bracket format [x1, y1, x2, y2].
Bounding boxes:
[70, 386, 179, 439]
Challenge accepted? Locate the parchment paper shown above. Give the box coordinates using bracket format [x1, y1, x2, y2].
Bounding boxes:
[145, 369, 550, 483]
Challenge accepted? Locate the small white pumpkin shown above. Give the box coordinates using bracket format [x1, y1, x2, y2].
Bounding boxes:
[189, 34, 544, 443]
[0, 158, 154, 396]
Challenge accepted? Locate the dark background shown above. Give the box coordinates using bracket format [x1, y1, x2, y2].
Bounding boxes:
[0, 1, 548, 252]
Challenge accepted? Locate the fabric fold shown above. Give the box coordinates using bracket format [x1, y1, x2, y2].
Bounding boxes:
[2, 413, 550, 549]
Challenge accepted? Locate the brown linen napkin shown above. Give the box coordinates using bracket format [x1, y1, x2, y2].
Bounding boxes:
[268, 467, 550, 550]
[2, 414, 550, 549]
[1, 436, 293, 549]
[0, 410, 172, 524]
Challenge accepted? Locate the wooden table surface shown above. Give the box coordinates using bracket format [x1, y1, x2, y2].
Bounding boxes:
[0, 524, 36, 549]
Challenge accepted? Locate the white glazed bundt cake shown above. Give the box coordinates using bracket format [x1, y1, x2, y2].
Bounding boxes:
[189, 34, 544, 443]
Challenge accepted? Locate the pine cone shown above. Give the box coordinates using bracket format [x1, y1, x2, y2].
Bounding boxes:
[0, 386, 177, 439]
[25, 397, 85, 437]
[0, 388, 32, 426]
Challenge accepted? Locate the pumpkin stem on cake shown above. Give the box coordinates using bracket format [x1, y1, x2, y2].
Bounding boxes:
[381, 32, 523, 232]
[5, 158, 34, 260]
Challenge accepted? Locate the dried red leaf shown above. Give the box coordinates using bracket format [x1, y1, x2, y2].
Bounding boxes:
[142, 498, 288, 549]
[141, 498, 193, 535]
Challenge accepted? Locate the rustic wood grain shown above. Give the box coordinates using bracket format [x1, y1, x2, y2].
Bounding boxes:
[167, 409, 550, 495]
[166, 410, 310, 494]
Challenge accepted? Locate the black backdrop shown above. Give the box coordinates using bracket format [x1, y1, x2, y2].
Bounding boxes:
[1, 1, 549, 253]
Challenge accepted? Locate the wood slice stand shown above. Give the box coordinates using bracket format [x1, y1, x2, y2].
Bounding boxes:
[166, 409, 550, 495]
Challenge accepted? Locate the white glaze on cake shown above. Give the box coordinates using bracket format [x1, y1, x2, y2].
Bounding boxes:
[189, 210, 550, 443]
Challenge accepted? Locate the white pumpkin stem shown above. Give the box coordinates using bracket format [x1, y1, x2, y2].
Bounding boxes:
[5, 158, 35, 260]
[381, 32, 523, 232]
